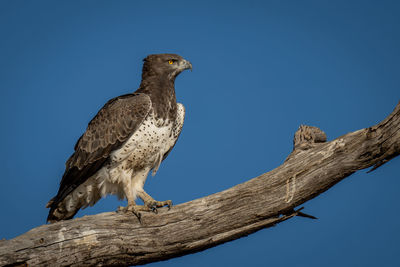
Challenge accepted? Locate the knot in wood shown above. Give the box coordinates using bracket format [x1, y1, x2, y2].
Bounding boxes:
[293, 125, 326, 151]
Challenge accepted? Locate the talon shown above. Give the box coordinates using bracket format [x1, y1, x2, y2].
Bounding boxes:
[151, 206, 158, 214]
[116, 205, 142, 222]
[134, 210, 142, 221]
[144, 199, 172, 211]
[129, 206, 142, 221]
[166, 200, 172, 210]
[146, 201, 158, 213]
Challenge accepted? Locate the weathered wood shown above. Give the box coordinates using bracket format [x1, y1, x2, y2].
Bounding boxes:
[1, 103, 399, 267]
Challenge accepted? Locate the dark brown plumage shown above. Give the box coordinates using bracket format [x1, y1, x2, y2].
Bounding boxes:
[47, 54, 192, 222]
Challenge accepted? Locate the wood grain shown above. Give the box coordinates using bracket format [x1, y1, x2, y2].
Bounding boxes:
[1, 103, 399, 267]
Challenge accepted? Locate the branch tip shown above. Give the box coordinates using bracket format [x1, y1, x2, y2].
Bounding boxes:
[293, 207, 318, 220]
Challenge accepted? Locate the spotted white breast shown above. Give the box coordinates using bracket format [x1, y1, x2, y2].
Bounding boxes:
[62, 103, 185, 213]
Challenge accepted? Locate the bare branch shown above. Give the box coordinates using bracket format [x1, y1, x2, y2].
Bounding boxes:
[1, 103, 399, 267]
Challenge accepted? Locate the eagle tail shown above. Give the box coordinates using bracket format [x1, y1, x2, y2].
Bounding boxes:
[45, 198, 54, 209]
[46, 196, 80, 223]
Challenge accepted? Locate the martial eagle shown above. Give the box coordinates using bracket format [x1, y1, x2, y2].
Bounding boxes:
[47, 54, 192, 222]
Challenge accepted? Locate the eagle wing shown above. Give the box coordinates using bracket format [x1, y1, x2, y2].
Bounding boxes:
[47, 93, 152, 213]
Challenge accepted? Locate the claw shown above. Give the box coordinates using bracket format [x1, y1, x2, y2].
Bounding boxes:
[116, 205, 142, 222]
[144, 199, 173, 212]
[134, 211, 142, 222]
[145, 201, 158, 214]
[166, 200, 172, 210]
[151, 206, 158, 214]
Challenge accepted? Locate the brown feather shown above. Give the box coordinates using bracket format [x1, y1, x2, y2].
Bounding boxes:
[47, 54, 190, 222]
[47, 93, 151, 221]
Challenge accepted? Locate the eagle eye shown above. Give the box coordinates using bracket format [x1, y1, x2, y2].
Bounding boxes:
[168, 60, 176, 65]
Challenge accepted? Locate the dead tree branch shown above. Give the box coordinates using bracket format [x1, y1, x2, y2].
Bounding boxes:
[1, 103, 400, 267]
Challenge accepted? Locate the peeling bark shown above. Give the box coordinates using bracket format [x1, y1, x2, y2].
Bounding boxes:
[1, 103, 399, 267]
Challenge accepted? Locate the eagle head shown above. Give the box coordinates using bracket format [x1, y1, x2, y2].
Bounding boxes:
[142, 54, 192, 80]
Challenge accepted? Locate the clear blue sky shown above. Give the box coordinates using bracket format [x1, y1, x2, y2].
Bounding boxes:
[1, 1, 399, 266]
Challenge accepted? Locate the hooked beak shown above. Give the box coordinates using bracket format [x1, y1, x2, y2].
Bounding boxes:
[181, 59, 193, 71]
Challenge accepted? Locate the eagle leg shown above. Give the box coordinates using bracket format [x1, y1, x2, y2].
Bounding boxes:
[137, 190, 173, 214]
